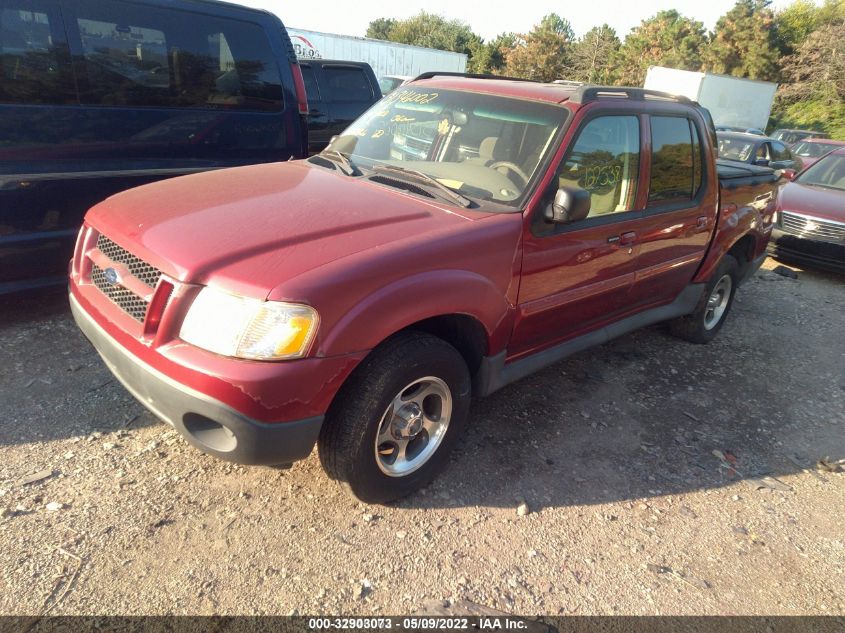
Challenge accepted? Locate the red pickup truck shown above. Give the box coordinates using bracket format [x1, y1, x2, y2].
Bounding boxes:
[69, 76, 779, 502]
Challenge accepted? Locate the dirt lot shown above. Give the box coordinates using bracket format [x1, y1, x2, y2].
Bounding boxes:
[1, 257, 843, 616]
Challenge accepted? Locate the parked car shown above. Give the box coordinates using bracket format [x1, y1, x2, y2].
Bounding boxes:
[717, 132, 801, 173]
[69, 77, 778, 502]
[378, 74, 412, 94]
[716, 125, 765, 136]
[771, 128, 829, 146]
[769, 148, 845, 273]
[790, 138, 845, 169]
[0, 0, 309, 294]
[299, 60, 381, 154]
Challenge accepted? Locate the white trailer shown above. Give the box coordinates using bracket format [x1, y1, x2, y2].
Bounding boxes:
[644, 66, 778, 132]
[286, 28, 467, 81]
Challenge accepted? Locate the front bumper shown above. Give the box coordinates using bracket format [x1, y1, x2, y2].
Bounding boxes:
[767, 228, 845, 274]
[71, 293, 324, 465]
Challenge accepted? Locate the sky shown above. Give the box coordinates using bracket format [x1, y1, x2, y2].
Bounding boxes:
[237, 0, 800, 40]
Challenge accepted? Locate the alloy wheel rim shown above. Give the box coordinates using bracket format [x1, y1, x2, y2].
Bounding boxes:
[374, 376, 453, 477]
[704, 274, 733, 330]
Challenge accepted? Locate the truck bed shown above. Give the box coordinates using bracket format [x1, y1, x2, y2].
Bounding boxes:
[716, 158, 778, 188]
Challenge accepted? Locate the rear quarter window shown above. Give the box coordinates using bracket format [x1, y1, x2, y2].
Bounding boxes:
[72, 0, 284, 111]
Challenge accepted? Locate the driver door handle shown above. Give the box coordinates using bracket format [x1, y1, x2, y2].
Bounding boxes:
[619, 231, 637, 246]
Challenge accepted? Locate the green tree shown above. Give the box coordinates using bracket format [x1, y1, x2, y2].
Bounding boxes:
[385, 11, 481, 60]
[570, 25, 620, 84]
[775, 0, 821, 53]
[614, 10, 707, 86]
[817, 0, 845, 26]
[776, 0, 845, 52]
[365, 18, 397, 41]
[467, 33, 515, 74]
[504, 13, 575, 81]
[703, 0, 779, 81]
[773, 20, 845, 137]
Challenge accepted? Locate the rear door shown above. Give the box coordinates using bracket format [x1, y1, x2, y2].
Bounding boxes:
[511, 111, 645, 357]
[624, 112, 717, 309]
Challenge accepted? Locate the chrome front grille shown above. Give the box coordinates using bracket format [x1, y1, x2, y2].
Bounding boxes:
[96, 235, 162, 288]
[91, 264, 151, 322]
[91, 235, 163, 322]
[781, 211, 845, 244]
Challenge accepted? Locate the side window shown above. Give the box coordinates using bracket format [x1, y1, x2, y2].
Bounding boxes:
[649, 116, 695, 205]
[556, 115, 640, 218]
[0, 5, 72, 104]
[691, 121, 703, 197]
[323, 66, 373, 102]
[74, 0, 283, 110]
[300, 64, 320, 102]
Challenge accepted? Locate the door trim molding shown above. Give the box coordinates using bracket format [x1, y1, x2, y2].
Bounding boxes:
[474, 283, 704, 396]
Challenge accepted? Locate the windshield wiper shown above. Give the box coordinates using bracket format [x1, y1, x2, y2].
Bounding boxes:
[320, 150, 359, 176]
[372, 164, 472, 208]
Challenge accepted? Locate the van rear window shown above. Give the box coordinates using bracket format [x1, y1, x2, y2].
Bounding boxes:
[322, 66, 373, 102]
[74, 0, 284, 111]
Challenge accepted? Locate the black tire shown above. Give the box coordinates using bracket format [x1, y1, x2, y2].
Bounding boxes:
[318, 331, 471, 503]
[669, 254, 739, 344]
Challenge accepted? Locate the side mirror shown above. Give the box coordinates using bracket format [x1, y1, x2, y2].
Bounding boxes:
[754, 157, 770, 167]
[780, 168, 797, 181]
[545, 186, 591, 223]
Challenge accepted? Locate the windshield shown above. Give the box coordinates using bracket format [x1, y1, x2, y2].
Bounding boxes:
[793, 141, 836, 158]
[717, 135, 753, 162]
[773, 130, 811, 144]
[796, 154, 845, 190]
[328, 87, 568, 206]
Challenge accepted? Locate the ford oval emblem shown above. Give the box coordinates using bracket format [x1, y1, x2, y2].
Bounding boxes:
[103, 267, 121, 285]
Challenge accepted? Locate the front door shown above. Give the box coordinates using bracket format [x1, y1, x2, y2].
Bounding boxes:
[510, 113, 645, 359]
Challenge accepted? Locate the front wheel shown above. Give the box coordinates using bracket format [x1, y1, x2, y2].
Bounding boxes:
[669, 254, 739, 344]
[318, 331, 471, 503]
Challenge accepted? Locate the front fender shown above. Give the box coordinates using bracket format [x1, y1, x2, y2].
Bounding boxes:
[318, 269, 514, 357]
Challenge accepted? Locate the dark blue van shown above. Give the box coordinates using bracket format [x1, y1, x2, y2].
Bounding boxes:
[0, 0, 309, 293]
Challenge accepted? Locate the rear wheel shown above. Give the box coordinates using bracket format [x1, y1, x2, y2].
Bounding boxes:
[318, 331, 471, 503]
[669, 255, 739, 344]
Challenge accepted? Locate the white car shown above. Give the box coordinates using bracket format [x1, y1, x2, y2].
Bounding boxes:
[378, 75, 412, 94]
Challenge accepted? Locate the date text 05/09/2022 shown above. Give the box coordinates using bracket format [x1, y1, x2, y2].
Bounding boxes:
[307, 616, 529, 630]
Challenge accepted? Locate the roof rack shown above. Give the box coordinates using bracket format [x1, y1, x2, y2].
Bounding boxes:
[570, 86, 693, 105]
[411, 71, 539, 83]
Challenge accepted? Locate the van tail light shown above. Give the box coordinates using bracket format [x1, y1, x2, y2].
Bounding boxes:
[291, 63, 309, 116]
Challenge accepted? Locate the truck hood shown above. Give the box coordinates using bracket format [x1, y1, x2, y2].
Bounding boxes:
[779, 181, 845, 224]
[86, 161, 488, 297]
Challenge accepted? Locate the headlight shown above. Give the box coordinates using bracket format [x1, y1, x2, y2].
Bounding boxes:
[179, 287, 318, 360]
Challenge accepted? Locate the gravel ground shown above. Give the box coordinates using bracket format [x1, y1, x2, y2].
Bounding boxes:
[1, 257, 843, 616]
